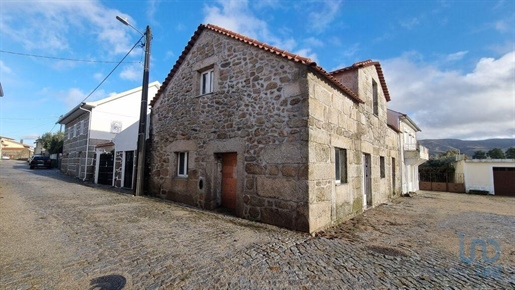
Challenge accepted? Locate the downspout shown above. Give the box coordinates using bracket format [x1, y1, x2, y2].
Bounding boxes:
[79, 106, 92, 181]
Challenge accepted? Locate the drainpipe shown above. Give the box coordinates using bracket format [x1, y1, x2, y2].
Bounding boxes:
[79, 105, 92, 181]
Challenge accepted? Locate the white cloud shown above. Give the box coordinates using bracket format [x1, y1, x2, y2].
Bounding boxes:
[56, 87, 107, 109]
[0, 0, 134, 56]
[399, 17, 421, 30]
[445, 51, 468, 62]
[119, 64, 142, 81]
[383, 51, 515, 140]
[294, 49, 318, 63]
[0, 61, 13, 74]
[307, 0, 343, 33]
[202, 0, 300, 55]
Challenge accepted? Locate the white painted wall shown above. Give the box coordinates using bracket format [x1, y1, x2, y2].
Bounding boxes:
[89, 82, 159, 141]
[456, 159, 515, 194]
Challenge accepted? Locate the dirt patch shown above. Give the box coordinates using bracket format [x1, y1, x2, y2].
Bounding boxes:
[317, 191, 515, 265]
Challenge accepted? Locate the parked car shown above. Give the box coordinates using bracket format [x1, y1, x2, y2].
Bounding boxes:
[29, 156, 52, 169]
[1, 155, 9, 160]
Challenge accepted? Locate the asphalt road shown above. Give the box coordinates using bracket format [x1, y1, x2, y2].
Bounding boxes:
[0, 160, 513, 289]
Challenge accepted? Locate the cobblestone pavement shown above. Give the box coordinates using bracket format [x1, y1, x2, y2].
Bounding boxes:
[1, 160, 514, 289]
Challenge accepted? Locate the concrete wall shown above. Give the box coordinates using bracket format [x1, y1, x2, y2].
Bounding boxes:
[455, 159, 515, 194]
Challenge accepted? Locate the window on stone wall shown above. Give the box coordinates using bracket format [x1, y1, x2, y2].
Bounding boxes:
[67, 126, 72, 139]
[73, 124, 77, 138]
[380, 156, 385, 178]
[200, 69, 214, 95]
[335, 148, 348, 184]
[373, 79, 379, 116]
[177, 152, 188, 177]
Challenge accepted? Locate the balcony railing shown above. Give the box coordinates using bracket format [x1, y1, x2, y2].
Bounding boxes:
[404, 143, 429, 164]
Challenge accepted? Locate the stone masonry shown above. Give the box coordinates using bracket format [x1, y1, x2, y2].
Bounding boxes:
[150, 24, 400, 233]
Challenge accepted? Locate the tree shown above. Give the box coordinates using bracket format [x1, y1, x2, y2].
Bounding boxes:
[472, 150, 487, 159]
[38, 132, 64, 154]
[487, 148, 505, 159]
[505, 147, 515, 159]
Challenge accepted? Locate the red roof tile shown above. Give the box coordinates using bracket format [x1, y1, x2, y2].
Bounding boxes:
[330, 60, 391, 102]
[151, 24, 364, 106]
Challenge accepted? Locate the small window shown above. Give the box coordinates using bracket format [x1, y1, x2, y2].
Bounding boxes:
[200, 69, 214, 95]
[68, 126, 72, 139]
[380, 156, 385, 178]
[177, 152, 188, 177]
[372, 79, 378, 116]
[335, 148, 348, 184]
[80, 120, 84, 135]
[73, 124, 77, 138]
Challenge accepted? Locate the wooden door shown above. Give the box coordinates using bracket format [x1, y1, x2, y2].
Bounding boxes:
[493, 167, 515, 196]
[221, 153, 237, 210]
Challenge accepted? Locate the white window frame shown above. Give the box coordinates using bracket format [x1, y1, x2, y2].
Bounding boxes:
[73, 124, 77, 138]
[177, 152, 188, 177]
[200, 69, 214, 95]
[68, 126, 72, 139]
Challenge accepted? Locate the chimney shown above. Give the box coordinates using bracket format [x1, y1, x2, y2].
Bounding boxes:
[20, 139, 23, 145]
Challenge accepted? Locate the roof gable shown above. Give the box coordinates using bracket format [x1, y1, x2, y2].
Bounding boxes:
[330, 59, 391, 102]
[152, 24, 363, 106]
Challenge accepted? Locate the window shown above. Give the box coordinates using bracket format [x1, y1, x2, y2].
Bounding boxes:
[380, 156, 385, 178]
[177, 152, 188, 177]
[80, 120, 84, 135]
[67, 126, 72, 139]
[335, 148, 348, 184]
[73, 124, 77, 138]
[200, 69, 214, 95]
[372, 79, 378, 116]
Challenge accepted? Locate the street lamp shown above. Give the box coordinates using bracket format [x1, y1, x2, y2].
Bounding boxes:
[116, 15, 152, 196]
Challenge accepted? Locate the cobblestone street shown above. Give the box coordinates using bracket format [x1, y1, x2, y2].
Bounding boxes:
[1, 160, 514, 289]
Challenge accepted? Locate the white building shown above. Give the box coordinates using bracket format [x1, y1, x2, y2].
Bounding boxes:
[454, 159, 515, 196]
[387, 109, 429, 194]
[57, 82, 160, 182]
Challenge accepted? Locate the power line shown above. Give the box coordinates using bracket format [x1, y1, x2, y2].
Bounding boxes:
[0, 49, 141, 64]
[78, 34, 145, 104]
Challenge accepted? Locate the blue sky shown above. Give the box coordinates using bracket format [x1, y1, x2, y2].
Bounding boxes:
[1, 0, 514, 147]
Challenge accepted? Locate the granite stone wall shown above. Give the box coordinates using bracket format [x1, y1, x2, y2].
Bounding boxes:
[150, 29, 311, 231]
[150, 28, 400, 233]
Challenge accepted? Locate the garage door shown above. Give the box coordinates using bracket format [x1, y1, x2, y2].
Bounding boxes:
[493, 167, 515, 196]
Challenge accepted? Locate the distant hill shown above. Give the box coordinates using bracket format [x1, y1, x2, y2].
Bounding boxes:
[419, 138, 515, 157]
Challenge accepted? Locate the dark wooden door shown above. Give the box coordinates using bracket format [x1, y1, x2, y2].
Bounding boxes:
[493, 167, 515, 196]
[98, 152, 114, 185]
[221, 153, 237, 210]
[124, 151, 134, 189]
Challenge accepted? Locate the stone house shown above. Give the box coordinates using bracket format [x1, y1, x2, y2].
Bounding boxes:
[387, 109, 429, 194]
[149, 24, 400, 233]
[57, 82, 160, 181]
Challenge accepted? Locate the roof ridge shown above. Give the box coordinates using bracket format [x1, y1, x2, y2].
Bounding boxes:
[152, 24, 364, 105]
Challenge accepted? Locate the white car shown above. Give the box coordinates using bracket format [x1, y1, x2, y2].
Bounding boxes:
[1, 155, 10, 160]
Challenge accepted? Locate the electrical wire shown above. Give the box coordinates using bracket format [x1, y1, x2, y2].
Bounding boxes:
[0, 49, 141, 64]
[78, 34, 144, 105]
